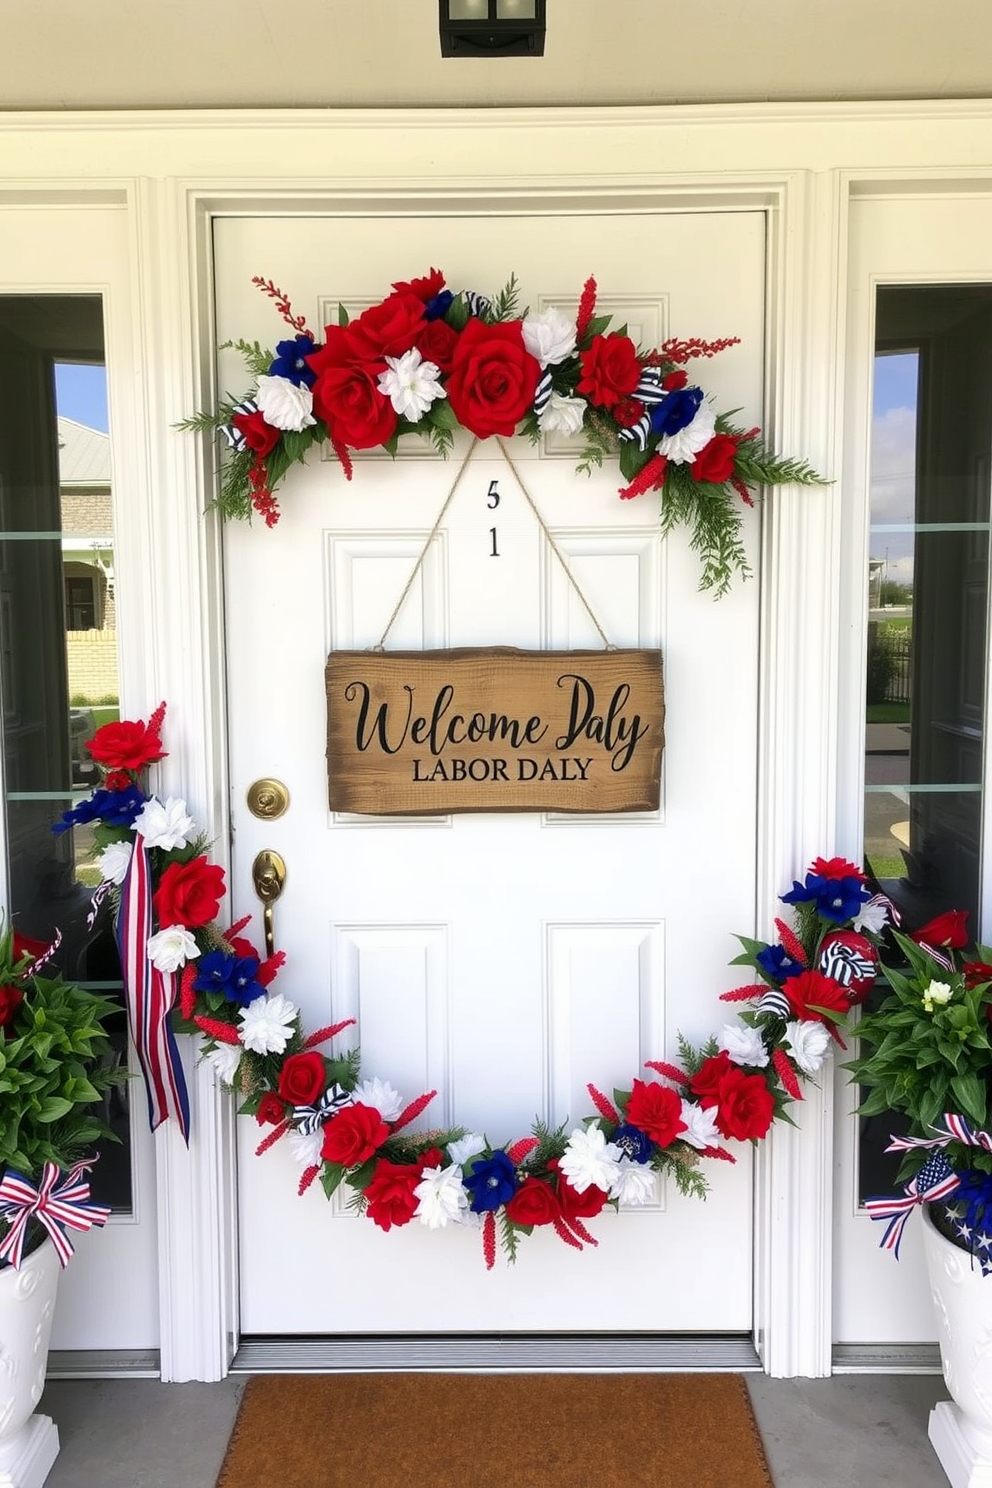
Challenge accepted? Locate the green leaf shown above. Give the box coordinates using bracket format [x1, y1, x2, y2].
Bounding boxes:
[445, 294, 470, 333]
[35, 1096, 74, 1123]
[950, 1070, 987, 1126]
[337, 303, 349, 327]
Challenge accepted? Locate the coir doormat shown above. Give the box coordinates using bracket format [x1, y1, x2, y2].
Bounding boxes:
[216, 1372, 773, 1488]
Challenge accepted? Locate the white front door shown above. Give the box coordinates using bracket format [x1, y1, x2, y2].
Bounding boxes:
[217, 209, 764, 1334]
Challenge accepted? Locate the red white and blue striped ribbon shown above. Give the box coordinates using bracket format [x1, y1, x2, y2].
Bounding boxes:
[865, 1154, 961, 1259]
[885, 1114, 992, 1155]
[0, 1160, 111, 1269]
[116, 833, 190, 1142]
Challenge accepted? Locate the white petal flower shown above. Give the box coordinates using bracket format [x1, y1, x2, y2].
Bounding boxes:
[352, 1077, 404, 1122]
[146, 925, 200, 974]
[538, 392, 587, 437]
[679, 1099, 722, 1150]
[255, 374, 317, 433]
[609, 1158, 657, 1206]
[414, 1163, 469, 1229]
[97, 839, 133, 886]
[783, 1019, 831, 1075]
[204, 1041, 242, 1086]
[718, 1022, 770, 1068]
[558, 1122, 622, 1195]
[446, 1132, 487, 1167]
[287, 1127, 325, 1169]
[238, 992, 298, 1055]
[133, 796, 197, 853]
[657, 402, 717, 464]
[377, 349, 446, 421]
[522, 306, 577, 368]
[923, 979, 955, 1013]
[853, 898, 890, 935]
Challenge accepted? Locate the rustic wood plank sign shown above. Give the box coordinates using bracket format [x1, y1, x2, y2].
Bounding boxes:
[325, 647, 664, 815]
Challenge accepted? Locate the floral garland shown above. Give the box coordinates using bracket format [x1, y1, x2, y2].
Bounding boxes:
[183, 270, 823, 595]
[56, 707, 893, 1266]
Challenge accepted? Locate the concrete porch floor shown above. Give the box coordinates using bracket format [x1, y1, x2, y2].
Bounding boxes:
[37, 1372, 952, 1487]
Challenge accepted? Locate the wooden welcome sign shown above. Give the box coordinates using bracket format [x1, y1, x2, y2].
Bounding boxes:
[325, 648, 664, 815]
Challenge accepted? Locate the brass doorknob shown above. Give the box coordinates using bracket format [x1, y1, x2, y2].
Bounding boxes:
[246, 778, 290, 820]
[252, 850, 286, 957]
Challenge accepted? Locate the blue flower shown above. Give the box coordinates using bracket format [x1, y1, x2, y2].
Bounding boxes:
[424, 290, 454, 321]
[193, 950, 265, 1006]
[463, 1150, 519, 1213]
[53, 784, 147, 836]
[268, 335, 318, 388]
[650, 385, 703, 437]
[756, 944, 805, 982]
[612, 1123, 653, 1163]
[781, 872, 868, 925]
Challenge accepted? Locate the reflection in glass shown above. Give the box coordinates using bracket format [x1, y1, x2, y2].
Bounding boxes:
[859, 285, 992, 1204]
[0, 297, 130, 1212]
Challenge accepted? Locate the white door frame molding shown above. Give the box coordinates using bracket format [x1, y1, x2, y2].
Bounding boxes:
[4, 102, 992, 1379]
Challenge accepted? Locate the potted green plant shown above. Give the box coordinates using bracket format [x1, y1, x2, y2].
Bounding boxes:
[845, 910, 992, 1488]
[0, 923, 123, 1488]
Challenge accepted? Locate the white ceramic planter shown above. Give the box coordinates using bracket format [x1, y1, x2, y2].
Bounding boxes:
[0, 1241, 60, 1488]
[923, 1203, 992, 1488]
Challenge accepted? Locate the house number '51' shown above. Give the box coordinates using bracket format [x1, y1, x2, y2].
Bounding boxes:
[488, 479, 500, 557]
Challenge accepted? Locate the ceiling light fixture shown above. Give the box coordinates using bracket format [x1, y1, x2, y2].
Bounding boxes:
[438, 0, 546, 58]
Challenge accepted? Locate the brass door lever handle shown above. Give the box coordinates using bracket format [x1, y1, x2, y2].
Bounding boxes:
[252, 849, 286, 958]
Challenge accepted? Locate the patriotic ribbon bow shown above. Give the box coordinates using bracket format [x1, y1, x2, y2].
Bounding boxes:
[885, 1113, 992, 1156]
[865, 1150, 961, 1259]
[0, 1160, 111, 1270]
[293, 1083, 353, 1137]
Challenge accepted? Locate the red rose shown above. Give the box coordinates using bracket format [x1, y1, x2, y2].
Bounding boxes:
[712, 1065, 775, 1142]
[624, 1078, 687, 1149]
[345, 292, 427, 364]
[445, 318, 541, 439]
[418, 1147, 444, 1173]
[688, 1050, 733, 1108]
[320, 1102, 390, 1166]
[391, 269, 446, 302]
[505, 1177, 561, 1228]
[783, 969, 850, 1024]
[363, 1159, 421, 1231]
[255, 1091, 286, 1127]
[576, 332, 641, 409]
[308, 328, 398, 451]
[691, 433, 740, 484]
[415, 318, 459, 374]
[809, 856, 865, 882]
[911, 909, 970, 951]
[663, 370, 688, 390]
[277, 1051, 326, 1107]
[0, 983, 23, 1029]
[104, 769, 133, 792]
[153, 856, 226, 930]
[87, 718, 166, 771]
[231, 407, 281, 459]
[550, 1160, 610, 1222]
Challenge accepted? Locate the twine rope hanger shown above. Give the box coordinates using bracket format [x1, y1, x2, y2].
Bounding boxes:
[373, 436, 615, 651]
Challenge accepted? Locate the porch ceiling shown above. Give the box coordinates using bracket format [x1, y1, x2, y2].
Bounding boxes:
[1, 0, 990, 113]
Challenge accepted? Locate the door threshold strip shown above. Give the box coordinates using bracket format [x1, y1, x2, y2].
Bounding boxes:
[832, 1343, 942, 1374]
[47, 1349, 161, 1380]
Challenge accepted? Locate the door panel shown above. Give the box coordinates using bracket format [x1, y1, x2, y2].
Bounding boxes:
[217, 211, 764, 1333]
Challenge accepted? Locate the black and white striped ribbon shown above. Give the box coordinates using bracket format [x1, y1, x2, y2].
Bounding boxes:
[533, 368, 553, 421]
[293, 1082, 353, 1137]
[617, 412, 653, 450]
[819, 941, 876, 987]
[756, 989, 793, 1022]
[633, 366, 666, 405]
[463, 291, 493, 319]
[219, 397, 258, 453]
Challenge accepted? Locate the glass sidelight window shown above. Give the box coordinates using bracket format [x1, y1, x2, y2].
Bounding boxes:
[859, 284, 992, 1201]
[0, 296, 131, 1211]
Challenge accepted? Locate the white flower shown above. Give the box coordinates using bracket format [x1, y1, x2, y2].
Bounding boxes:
[609, 1159, 657, 1206]
[255, 374, 317, 433]
[414, 1163, 469, 1229]
[97, 839, 132, 886]
[558, 1122, 623, 1195]
[204, 1041, 242, 1086]
[783, 1019, 831, 1075]
[133, 796, 197, 853]
[538, 392, 587, 437]
[377, 349, 446, 421]
[146, 925, 200, 974]
[238, 992, 298, 1055]
[522, 306, 577, 368]
[853, 898, 890, 935]
[923, 979, 954, 1013]
[352, 1077, 403, 1122]
[657, 401, 717, 464]
[287, 1127, 325, 1169]
[718, 1022, 769, 1068]
[679, 1099, 722, 1150]
[446, 1132, 487, 1167]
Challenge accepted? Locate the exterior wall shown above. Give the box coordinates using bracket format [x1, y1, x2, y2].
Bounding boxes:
[66, 628, 118, 699]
